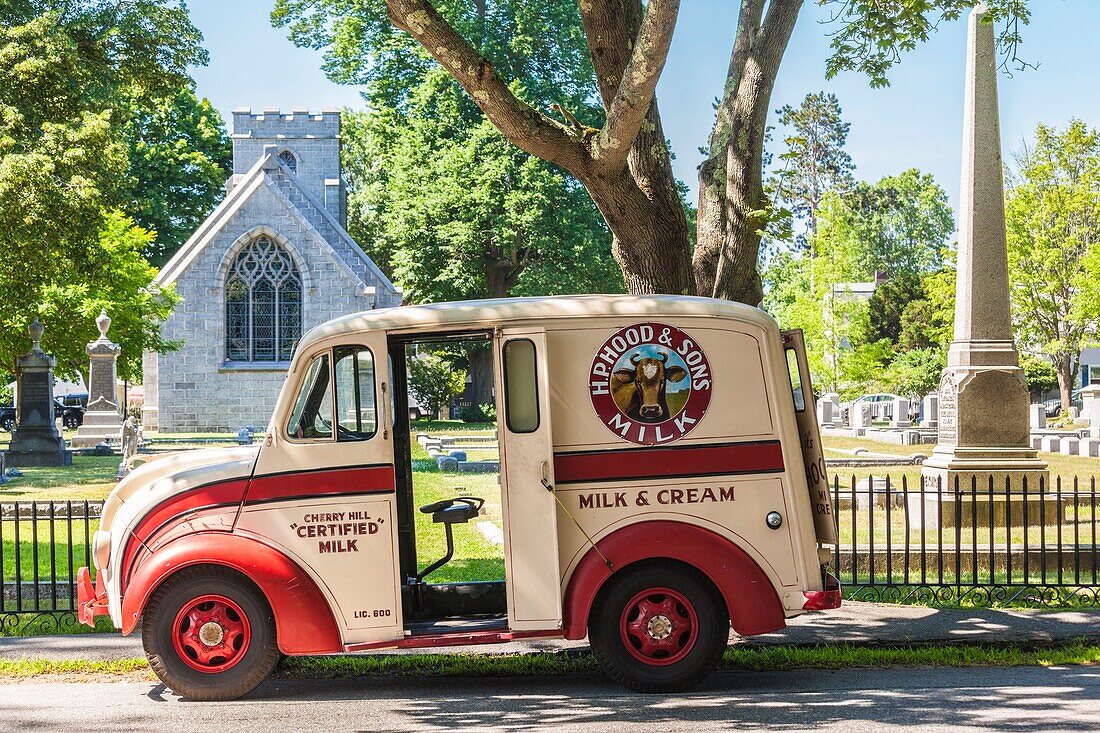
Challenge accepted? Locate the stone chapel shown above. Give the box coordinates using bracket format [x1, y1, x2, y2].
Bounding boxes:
[142, 108, 401, 432]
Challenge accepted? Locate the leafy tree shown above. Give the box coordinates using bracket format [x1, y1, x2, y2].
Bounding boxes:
[407, 351, 466, 420]
[1020, 354, 1058, 399]
[0, 3, 206, 374]
[274, 0, 1031, 305]
[1006, 120, 1100, 410]
[770, 92, 855, 248]
[120, 87, 232, 266]
[867, 273, 924, 345]
[882, 347, 946, 399]
[840, 170, 955, 279]
[898, 267, 956, 352]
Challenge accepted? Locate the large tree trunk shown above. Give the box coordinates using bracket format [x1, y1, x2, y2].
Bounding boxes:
[578, 1, 694, 295]
[694, 0, 803, 304]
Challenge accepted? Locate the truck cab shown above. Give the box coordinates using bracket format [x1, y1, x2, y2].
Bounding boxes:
[79, 295, 839, 700]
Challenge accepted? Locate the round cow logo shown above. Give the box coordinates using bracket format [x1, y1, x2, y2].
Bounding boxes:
[588, 323, 712, 445]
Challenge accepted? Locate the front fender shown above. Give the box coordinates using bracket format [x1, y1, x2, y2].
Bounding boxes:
[561, 520, 785, 639]
[121, 532, 342, 655]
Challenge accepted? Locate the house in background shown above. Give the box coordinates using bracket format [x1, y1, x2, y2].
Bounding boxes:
[143, 109, 401, 432]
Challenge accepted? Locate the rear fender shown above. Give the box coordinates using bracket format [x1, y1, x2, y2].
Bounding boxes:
[120, 532, 342, 655]
[561, 520, 785, 639]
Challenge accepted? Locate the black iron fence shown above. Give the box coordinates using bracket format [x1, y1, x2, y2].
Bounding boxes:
[2, 474, 1099, 632]
[831, 474, 1100, 607]
[0, 501, 99, 632]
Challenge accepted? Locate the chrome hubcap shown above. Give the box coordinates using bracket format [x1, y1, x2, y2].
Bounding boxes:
[198, 622, 224, 646]
[647, 614, 673, 640]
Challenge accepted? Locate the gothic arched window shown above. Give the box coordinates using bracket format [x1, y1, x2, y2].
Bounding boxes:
[225, 237, 302, 362]
[278, 149, 297, 174]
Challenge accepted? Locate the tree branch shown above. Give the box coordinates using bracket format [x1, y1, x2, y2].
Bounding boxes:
[589, 0, 681, 171]
[385, 0, 585, 170]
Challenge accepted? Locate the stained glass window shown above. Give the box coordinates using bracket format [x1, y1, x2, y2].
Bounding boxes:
[225, 237, 302, 362]
[278, 150, 297, 174]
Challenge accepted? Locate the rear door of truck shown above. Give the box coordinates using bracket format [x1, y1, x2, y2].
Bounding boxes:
[781, 330, 837, 546]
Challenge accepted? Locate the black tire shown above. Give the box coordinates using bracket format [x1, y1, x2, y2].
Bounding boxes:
[1, 415, 14, 432]
[142, 566, 279, 701]
[62, 412, 81, 429]
[589, 561, 728, 693]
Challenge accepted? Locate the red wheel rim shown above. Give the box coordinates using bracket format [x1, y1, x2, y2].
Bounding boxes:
[171, 594, 251, 673]
[619, 586, 699, 666]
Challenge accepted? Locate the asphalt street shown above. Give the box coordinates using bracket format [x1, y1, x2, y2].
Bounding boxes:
[3, 664, 1099, 733]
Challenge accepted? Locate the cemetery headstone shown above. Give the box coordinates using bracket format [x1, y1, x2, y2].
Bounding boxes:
[73, 310, 124, 448]
[890, 397, 911, 428]
[849, 402, 872, 429]
[6, 319, 72, 467]
[921, 394, 939, 429]
[1080, 384, 1100, 426]
[1029, 403, 1047, 430]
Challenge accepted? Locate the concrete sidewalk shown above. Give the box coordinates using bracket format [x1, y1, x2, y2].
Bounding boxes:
[3, 602, 1099, 662]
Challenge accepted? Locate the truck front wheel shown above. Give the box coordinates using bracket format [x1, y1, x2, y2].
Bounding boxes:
[589, 562, 729, 693]
[142, 566, 279, 701]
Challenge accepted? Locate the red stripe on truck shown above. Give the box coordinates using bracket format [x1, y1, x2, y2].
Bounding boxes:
[553, 440, 784, 484]
[244, 464, 396, 503]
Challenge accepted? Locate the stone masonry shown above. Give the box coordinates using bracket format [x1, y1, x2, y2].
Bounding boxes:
[144, 109, 400, 432]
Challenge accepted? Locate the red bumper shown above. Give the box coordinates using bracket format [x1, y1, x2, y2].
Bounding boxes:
[802, 571, 842, 611]
[76, 567, 110, 627]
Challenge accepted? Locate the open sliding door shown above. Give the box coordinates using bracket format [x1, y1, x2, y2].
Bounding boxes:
[495, 327, 562, 630]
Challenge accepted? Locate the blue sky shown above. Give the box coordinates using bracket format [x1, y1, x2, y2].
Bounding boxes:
[188, 0, 1100, 216]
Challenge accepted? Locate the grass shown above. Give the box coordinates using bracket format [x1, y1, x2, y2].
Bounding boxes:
[3, 640, 1098, 681]
[408, 433, 504, 584]
[1, 517, 99, 585]
[0, 456, 118, 502]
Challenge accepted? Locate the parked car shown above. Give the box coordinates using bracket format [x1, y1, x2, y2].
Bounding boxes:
[842, 392, 903, 422]
[1043, 389, 1084, 418]
[0, 398, 85, 432]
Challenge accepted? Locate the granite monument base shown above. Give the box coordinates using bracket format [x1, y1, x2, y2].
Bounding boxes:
[918, 446, 1049, 529]
[6, 427, 72, 467]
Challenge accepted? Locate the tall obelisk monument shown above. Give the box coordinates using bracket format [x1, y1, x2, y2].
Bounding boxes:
[921, 3, 1047, 489]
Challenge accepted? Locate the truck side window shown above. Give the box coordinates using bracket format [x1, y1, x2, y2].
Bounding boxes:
[785, 347, 806, 412]
[503, 338, 539, 433]
[287, 353, 333, 440]
[333, 346, 377, 440]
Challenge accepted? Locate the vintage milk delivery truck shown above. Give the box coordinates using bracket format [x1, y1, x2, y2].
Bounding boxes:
[77, 295, 840, 699]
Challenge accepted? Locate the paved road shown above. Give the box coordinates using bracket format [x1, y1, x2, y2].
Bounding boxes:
[3, 665, 1099, 732]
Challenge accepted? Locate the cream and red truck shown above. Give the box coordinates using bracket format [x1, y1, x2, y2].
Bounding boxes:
[78, 295, 839, 700]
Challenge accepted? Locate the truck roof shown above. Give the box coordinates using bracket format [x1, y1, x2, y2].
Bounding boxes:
[297, 294, 778, 352]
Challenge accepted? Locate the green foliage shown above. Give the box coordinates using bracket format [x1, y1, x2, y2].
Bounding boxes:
[0, 2, 206, 375]
[342, 73, 622, 303]
[821, 0, 1032, 88]
[833, 170, 955, 279]
[120, 88, 231, 266]
[770, 91, 855, 248]
[898, 268, 956, 352]
[1006, 120, 1100, 405]
[1020, 354, 1058, 397]
[408, 352, 467, 421]
[867, 273, 924, 345]
[459, 403, 496, 424]
[882, 347, 946, 399]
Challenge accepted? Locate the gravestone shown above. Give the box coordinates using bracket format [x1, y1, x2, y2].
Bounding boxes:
[1080, 384, 1100, 426]
[1059, 437, 1080, 456]
[72, 310, 124, 448]
[890, 397, 911, 428]
[849, 402, 872, 429]
[6, 319, 71, 467]
[1029, 403, 1047, 430]
[816, 392, 842, 427]
[921, 394, 939, 429]
[921, 3, 1047, 497]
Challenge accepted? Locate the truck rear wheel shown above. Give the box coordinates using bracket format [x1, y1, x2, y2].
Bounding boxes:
[142, 566, 279, 701]
[589, 562, 728, 693]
